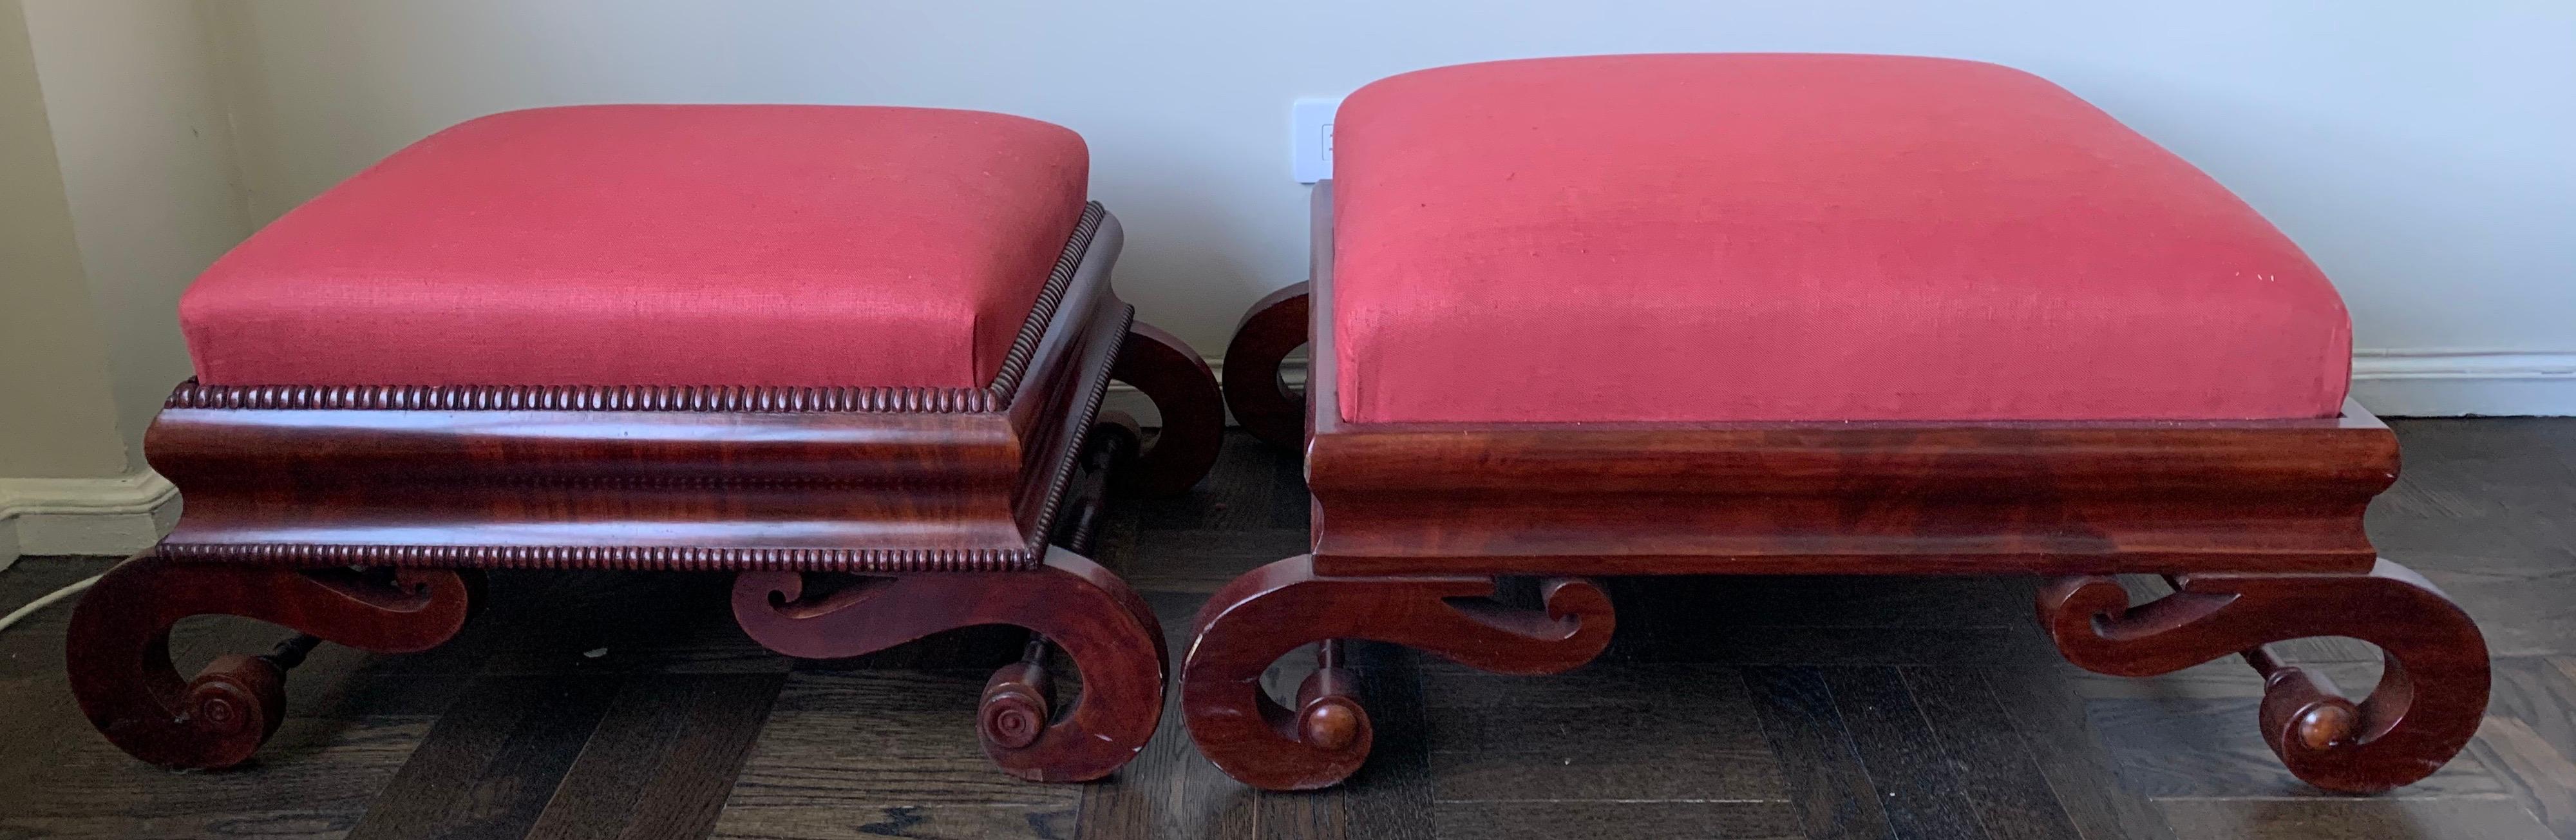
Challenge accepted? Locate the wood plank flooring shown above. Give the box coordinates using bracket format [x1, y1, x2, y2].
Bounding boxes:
[0, 419, 2570, 839]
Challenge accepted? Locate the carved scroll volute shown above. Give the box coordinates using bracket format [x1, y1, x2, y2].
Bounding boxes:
[1181, 555, 1614, 790]
[2039, 559, 2488, 793]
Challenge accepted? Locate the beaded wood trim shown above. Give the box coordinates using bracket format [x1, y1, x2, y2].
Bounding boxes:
[162, 202, 1109, 414]
[152, 305, 1137, 573]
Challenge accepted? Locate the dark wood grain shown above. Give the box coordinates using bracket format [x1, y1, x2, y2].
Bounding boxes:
[523, 673, 785, 840]
[343, 675, 622, 840]
[0, 714, 432, 839]
[2476, 656, 2576, 839]
[2158, 798, 2555, 840]
[1977, 665, 2179, 840]
[1435, 800, 1808, 840]
[1823, 667, 1992, 839]
[1895, 669, 2092, 840]
[713, 668, 1084, 840]
[1305, 403, 2396, 576]
[1744, 665, 1898, 840]
[1421, 664, 1788, 805]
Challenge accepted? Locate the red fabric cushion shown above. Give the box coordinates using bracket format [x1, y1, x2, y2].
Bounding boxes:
[1333, 54, 2353, 423]
[182, 104, 1087, 388]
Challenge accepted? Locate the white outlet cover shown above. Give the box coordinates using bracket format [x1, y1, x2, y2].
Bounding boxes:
[1292, 97, 1341, 184]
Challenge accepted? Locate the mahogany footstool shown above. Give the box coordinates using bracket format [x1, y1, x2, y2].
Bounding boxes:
[66, 105, 1221, 782]
[1188, 55, 2489, 793]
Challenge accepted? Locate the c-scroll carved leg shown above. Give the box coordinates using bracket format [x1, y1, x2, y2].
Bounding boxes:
[1180, 555, 1614, 790]
[65, 553, 476, 769]
[732, 548, 1167, 782]
[1220, 282, 1309, 449]
[1110, 320, 1222, 495]
[2038, 558, 2489, 794]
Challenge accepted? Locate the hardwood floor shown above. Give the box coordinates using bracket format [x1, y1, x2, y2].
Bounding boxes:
[0, 419, 2570, 839]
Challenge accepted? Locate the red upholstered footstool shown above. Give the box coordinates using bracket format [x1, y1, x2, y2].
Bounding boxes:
[1189, 55, 2487, 792]
[67, 105, 1221, 782]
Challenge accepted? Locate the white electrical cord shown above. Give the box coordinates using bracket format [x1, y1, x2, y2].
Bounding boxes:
[0, 573, 103, 635]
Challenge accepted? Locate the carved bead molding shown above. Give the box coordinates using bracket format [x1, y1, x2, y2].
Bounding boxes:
[161, 543, 1043, 573]
[153, 306, 1138, 575]
[163, 202, 1108, 414]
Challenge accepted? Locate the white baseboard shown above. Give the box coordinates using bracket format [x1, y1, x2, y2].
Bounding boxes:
[0, 470, 180, 566]
[2352, 350, 2576, 417]
[1106, 350, 2576, 423]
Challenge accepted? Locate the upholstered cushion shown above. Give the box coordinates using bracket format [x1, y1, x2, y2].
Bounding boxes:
[1332, 54, 2353, 423]
[182, 104, 1088, 388]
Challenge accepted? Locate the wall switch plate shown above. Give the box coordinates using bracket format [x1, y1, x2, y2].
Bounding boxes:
[1292, 97, 1340, 183]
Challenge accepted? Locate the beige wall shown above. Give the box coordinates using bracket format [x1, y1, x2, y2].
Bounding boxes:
[2, 1, 225, 560]
[0, 0, 129, 481]
[21, 0, 252, 460]
[199, 0, 2576, 417]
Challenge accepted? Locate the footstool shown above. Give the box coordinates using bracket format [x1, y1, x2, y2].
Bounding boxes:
[1188, 55, 2488, 793]
[66, 104, 1222, 782]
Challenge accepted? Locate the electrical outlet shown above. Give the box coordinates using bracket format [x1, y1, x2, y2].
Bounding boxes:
[1292, 97, 1340, 183]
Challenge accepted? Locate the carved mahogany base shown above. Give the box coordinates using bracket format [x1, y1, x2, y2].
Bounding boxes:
[1180, 555, 1614, 790]
[1218, 283, 1309, 448]
[1113, 322, 1224, 495]
[2039, 558, 2489, 794]
[732, 548, 1168, 782]
[1180, 188, 2486, 794]
[64, 553, 477, 769]
[1179, 555, 2488, 794]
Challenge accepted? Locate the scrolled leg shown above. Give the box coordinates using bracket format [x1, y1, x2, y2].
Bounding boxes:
[1220, 282, 1309, 449]
[1110, 320, 1223, 495]
[732, 548, 1167, 782]
[2038, 558, 2489, 793]
[65, 553, 475, 769]
[1180, 555, 1614, 790]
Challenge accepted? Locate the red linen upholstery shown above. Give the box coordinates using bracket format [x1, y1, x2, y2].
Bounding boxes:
[181, 104, 1087, 388]
[1332, 54, 2353, 423]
